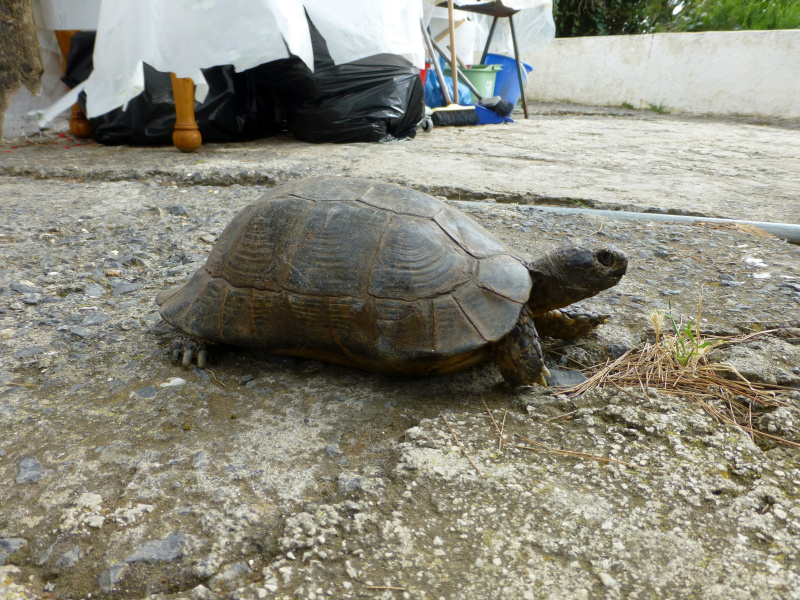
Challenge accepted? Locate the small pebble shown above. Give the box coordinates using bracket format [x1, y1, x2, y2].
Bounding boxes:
[113, 283, 143, 297]
[81, 312, 110, 327]
[168, 204, 189, 216]
[84, 283, 105, 298]
[136, 386, 156, 399]
[160, 377, 186, 388]
[13, 346, 43, 359]
[192, 452, 209, 468]
[598, 573, 619, 587]
[16, 456, 50, 483]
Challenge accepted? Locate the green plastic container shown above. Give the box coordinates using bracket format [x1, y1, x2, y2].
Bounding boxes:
[443, 64, 501, 103]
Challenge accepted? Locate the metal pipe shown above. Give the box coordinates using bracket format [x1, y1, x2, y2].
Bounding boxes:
[454, 202, 800, 244]
[508, 14, 528, 119]
[479, 17, 498, 65]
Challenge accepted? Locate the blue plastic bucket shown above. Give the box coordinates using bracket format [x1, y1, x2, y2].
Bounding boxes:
[483, 53, 533, 106]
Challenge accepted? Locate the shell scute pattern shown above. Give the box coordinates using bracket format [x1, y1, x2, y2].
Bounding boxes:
[357, 183, 443, 218]
[284, 200, 391, 297]
[369, 216, 475, 301]
[434, 204, 508, 259]
[210, 197, 313, 291]
[452, 281, 525, 342]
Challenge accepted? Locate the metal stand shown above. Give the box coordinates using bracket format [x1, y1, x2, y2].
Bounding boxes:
[448, 1, 529, 118]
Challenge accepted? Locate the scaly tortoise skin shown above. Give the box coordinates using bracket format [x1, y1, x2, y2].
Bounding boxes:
[156, 177, 627, 385]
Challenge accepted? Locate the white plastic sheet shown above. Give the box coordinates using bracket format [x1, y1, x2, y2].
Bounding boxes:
[304, 0, 424, 68]
[36, 0, 552, 128]
[85, 0, 313, 117]
[38, 0, 314, 124]
[34, 0, 101, 30]
[423, 0, 555, 61]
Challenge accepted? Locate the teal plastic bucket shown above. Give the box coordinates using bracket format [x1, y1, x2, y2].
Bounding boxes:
[444, 64, 501, 103]
[484, 53, 533, 106]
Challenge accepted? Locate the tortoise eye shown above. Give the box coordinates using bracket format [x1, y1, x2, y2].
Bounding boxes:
[597, 250, 614, 267]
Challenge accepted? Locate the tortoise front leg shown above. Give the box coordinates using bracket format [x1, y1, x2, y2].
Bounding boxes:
[533, 308, 610, 340]
[493, 304, 551, 386]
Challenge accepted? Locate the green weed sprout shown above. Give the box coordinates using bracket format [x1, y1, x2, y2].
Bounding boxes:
[650, 298, 717, 368]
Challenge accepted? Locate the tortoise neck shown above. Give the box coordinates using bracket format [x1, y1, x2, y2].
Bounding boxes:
[525, 256, 580, 314]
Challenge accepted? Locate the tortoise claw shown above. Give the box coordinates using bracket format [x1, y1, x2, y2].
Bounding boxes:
[181, 347, 194, 368]
[537, 374, 548, 387]
[171, 337, 209, 369]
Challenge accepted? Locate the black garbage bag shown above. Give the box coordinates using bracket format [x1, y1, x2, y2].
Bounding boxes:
[89, 63, 282, 145]
[64, 20, 423, 145]
[62, 31, 94, 89]
[273, 15, 424, 143]
[284, 52, 424, 144]
[65, 32, 282, 145]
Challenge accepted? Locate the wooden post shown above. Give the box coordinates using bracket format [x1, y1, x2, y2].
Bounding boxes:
[170, 73, 202, 152]
[54, 30, 93, 138]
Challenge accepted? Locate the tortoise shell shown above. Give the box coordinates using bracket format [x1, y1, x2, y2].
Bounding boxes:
[157, 177, 532, 374]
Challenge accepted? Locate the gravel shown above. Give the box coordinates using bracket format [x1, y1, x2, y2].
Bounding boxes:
[1, 108, 799, 600]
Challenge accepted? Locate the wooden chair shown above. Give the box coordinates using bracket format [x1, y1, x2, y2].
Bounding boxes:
[55, 31, 201, 151]
[54, 30, 93, 137]
[169, 74, 201, 152]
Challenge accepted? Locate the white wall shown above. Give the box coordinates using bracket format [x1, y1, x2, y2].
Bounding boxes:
[523, 30, 800, 119]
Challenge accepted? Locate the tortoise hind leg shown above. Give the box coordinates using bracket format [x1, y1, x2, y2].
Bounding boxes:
[171, 337, 210, 368]
[493, 304, 551, 386]
[533, 308, 609, 340]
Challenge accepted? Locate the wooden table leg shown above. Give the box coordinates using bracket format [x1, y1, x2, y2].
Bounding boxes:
[54, 29, 93, 137]
[170, 73, 202, 152]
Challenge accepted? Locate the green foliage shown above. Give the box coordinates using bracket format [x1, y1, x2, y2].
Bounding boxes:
[553, 0, 800, 36]
[553, 0, 657, 37]
[666, 0, 800, 32]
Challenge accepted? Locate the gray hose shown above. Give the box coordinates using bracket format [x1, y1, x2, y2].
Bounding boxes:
[456, 202, 800, 244]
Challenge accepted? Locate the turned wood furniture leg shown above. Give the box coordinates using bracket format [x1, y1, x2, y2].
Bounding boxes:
[54, 29, 93, 138]
[170, 73, 202, 152]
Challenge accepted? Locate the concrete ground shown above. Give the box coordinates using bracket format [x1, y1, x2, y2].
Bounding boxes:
[1, 104, 800, 600]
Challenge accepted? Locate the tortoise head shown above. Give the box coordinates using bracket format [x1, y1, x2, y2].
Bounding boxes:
[525, 245, 627, 314]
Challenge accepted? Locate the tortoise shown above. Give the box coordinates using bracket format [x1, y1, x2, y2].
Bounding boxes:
[156, 177, 627, 385]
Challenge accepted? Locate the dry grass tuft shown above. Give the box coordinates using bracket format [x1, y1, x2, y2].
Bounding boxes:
[562, 301, 799, 448]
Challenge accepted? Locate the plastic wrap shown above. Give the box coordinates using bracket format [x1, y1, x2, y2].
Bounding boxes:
[61, 32, 281, 145]
[271, 18, 425, 144]
[304, 0, 424, 68]
[472, 1, 556, 56]
[423, 0, 555, 62]
[423, 68, 473, 108]
[86, 63, 282, 146]
[37, 0, 428, 128]
[286, 53, 424, 143]
[64, 22, 422, 146]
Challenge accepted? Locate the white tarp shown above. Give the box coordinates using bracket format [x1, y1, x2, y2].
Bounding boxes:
[424, 0, 555, 63]
[304, 0, 425, 67]
[39, 0, 314, 124]
[35, 0, 552, 127]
